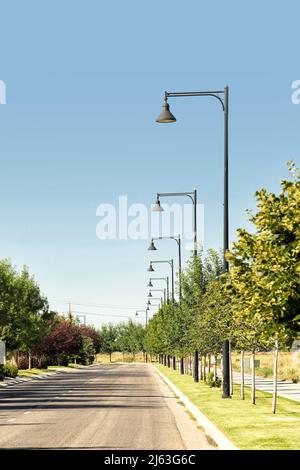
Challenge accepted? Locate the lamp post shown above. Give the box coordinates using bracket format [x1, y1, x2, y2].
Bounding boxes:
[148, 236, 182, 299]
[152, 191, 197, 257]
[76, 314, 86, 326]
[148, 260, 174, 302]
[149, 288, 166, 304]
[136, 309, 148, 325]
[148, 297, 162, 307]
[156, 85, 230, 398]
[148, 237, 182, 372]
[148, 277, 170, 302]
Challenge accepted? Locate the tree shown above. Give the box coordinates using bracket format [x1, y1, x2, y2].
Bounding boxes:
[80, 336, 96, 364]
[99, 324, 118, 361]
[40, 319, 83, 365]
[80, 325, 101, 353]
[227, 163, 300, 411]
[117, 321, 145, 360]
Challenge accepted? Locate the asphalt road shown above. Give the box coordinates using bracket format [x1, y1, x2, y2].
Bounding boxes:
[0, 363, 213, 450]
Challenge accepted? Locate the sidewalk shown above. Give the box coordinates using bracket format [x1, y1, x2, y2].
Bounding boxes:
[231, 370, 300, 403]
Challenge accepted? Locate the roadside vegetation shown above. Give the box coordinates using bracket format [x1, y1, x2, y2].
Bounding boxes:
[146, 164, 300, 414]
[156, 364, 300, 450]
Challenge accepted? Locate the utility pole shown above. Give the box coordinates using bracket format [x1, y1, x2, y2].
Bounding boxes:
[68, 302, 72, 322]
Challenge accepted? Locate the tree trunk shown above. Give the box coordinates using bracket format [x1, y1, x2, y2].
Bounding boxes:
[251, 350, 256, 405]
[208, 354, 211, 374]
[203, 354, 207, 382]
[28, 350, 32, 370]
[214, 354, 218, 380]
[109, 352, 112, 363]
[229, 343, 233, 396]
[240, 350, 245, 400]
[173, 355, 176, 370]
[194, 350, 199, 382]
[200, 355, 203, 380]
[180, 357, 184, 374]
[272, 339, 279, 414]
[16, 350, 20, 368]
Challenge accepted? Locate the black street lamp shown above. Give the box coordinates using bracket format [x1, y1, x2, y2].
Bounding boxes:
[149, 288, 166, 304]
[148, 235, 182, 300]
[152, 191, 197, 257]
[147, 260, 174, 302]
[136, 309, 148, 325]
[148, 277, 170, 302]
[156, 86, 230, 398]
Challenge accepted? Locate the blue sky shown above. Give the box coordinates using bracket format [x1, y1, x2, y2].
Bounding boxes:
[0, 1, 299, 327]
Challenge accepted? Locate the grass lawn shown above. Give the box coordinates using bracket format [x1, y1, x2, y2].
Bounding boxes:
[18, 363, 82, 377]
[156, 364, 300, 450]
[18, 368, 55, 377]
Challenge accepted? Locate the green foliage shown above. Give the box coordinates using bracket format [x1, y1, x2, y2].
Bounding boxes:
[0, 260, 53, 353]
[3, 363, 18, 378]
[206, 371, 221, 388]
[227, 163, 300, 351]
[79, 336, 96, 365]
[117, 321, 145, 357]
[99, 324, 119, 358]
[206, 371, 215, 387]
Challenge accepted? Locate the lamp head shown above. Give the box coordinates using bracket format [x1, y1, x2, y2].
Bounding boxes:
[147, 280, 153, 287]
[152, 198, 164, 212]
[148, 239, 157, 251]
[147, 262, 154, 272]
[156, 100, 176, 123]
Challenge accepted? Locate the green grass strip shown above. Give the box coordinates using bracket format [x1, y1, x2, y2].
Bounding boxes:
[156, 364, 300, 450]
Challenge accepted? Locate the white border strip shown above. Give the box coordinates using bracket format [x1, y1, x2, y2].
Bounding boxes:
[154, 365, 238, 450]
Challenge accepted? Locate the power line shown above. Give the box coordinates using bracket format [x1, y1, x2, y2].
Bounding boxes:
[50, 301, 144, 310]
[61, 310, 136, 319]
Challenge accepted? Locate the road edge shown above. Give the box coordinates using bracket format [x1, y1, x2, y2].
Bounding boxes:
[0, 363, 98, 388]
[153, 365, 239, 451]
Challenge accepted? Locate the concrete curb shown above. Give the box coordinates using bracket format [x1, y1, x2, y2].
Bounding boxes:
[154, 365, 238, 451]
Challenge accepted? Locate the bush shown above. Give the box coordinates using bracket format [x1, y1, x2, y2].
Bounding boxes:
[206, 371, 221, 388]
[285, 368, 299, 383]
[18, 356, 29, 369]
[0, 365, 4, 381]
[259, 367, 273, 378]
[206, 371, 215, 387]
[4, 363, 18, 378]
[214, 376, 222, 388]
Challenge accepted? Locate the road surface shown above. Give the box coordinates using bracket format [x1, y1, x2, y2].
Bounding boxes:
[231, 370, 300, 402]
[0, 363, 213, 450]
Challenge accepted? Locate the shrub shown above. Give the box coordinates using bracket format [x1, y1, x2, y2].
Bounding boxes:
[0, 365, 4, 381]
[206, 371, 221, 388]
[4, 363, 18, 378]
[214, 376, 222, 388]
[259, 367, 273, 378]
[18, 356, 29, 369]
[285, 368, 299, 383]
[206, 371, 215, 387]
